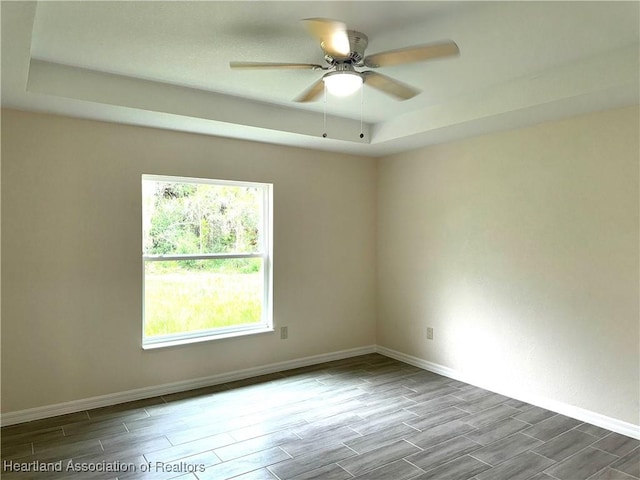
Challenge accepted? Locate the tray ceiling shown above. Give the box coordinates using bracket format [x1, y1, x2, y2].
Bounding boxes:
[2, 1, 638, 156]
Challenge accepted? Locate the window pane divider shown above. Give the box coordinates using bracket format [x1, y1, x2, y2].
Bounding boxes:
[143, 253, 264, 262]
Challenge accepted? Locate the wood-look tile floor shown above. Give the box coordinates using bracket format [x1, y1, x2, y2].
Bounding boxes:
[2, 354, 638, 480]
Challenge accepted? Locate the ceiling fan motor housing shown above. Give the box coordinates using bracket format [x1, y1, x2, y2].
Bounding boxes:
[322, 30, 369, 65]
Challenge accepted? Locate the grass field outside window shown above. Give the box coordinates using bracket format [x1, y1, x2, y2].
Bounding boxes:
[144, 260, 263, 338]
[142, 175, 272, 347]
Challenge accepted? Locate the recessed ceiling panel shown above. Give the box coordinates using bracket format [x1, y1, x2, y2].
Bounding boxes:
[1, 1, 637, 155]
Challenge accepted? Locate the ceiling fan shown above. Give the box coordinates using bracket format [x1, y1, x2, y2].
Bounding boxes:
[230, 18, 459, 103]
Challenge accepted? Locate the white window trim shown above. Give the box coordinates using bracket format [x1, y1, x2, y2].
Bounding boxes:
[141, 174, 273, 349]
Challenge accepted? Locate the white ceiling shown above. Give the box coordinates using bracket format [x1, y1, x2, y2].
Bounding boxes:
[2, 1, 639, 156]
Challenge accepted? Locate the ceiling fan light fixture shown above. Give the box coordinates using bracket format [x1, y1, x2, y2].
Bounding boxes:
[230, 18, 460, 103]
[323, 71, 363, 97]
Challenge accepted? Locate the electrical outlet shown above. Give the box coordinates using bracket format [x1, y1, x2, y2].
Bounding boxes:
[280, 326, 288, 340]
[426, 327, 434, 340]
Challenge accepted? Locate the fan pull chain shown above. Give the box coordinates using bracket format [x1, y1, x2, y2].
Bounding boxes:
[359, 86, 364, 139]
[322, 83, 327, 138]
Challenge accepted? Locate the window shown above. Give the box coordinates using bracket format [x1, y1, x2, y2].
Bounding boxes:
[142, 175, 272, 348]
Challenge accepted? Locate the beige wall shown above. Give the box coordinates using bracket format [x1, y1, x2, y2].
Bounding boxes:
[1, 109, 377, 412]
[377, 106, 639, 425]
[2, 106, 639, 428]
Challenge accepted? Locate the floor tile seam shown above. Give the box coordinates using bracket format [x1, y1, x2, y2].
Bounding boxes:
[572, 422, 606, 436]
[400, 385, 420, 394]
[192, 451, 223, 470]
[451, 405, 474, 416]
[0, 427, 62, 445]
[151, 442, 223, 464]
[512, 403, 537, 413]
[459, 433, 485, 448]
[520, 418, 579, 443]
[405, 414, 475, 433]
[299, 408, 365, 425]
[264, 463, 284, 480]
[417, 450, 484, 476]
[335, 460, 358, 477]
[347, 458, 427, 480]
[535, 430, 618, 461]
[620, 445, 640, 458]
[224, 456, 289, 480]
[400, 435, 425, 453]
[584, 465, 627, 480]
[496, 401, 535, 412]
[357, 373, 413, 383]
[582, 430, 610, 446]
[449, 391, 493, 403]
[507, 413, 535, 426]
[589, 444, 623, 458]
[342, 442, 362, 457]
[467, 452, 496, 468]
[592, 430, 617, 440]
[400, 421, 423, 434]
[594, 429, 640, 453]
[530, 428, 602, 458]
[344, 423, 368, 439]
[480, 416, 532, 435]
[87, 410, 151, 423]
[398, 394, 424, 408]
[530, 449, 564, 464]
[340, 438, 423, 477]
[606, 465, 640, 479]
[520, 430, 547, 443]
[338, 443, 423, 479]
[406, 389, 462, 401]
[276, 445, 293, 462]
[160, 392, 197, 403]
[456, 400, 520, 417]
[361, 398, 419, 412]
[334, 446, 371, 477]
[458, 441, 518, 469]
[481, 427, 544, 448]
[337, 463, 357, 480]
[447, 405, 474, 414]
[401, 457, 428, 476]
[539, 443, 617, 474]
[397, 405, 425, 420]
[528, 449, 560, 465]
[279, 462, 354, 480]
[543, 470, 563, 480]
[566, 423, 604, 438]
[460, 416, 517, 430]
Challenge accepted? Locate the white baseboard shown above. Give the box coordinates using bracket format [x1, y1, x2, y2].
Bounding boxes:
[376, 345, 640, 440]
[4, 344, 639, 441]
[0, 345, 376, 427]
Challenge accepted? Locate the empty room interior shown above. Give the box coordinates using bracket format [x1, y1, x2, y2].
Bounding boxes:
[1, 1, 639, 480]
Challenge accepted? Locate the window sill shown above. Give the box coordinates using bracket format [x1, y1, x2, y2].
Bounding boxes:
[142, 326, 274, 350]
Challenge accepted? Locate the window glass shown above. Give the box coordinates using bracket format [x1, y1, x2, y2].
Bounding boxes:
[142, 175, 272, 348]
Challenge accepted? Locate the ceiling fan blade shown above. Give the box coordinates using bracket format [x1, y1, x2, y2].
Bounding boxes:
[364, 41, 459, 68]
[362, 71, 420, 100]
[294, 79, 325, 103]
[230, 61, 324, 70]
[302, 18, 351, 58]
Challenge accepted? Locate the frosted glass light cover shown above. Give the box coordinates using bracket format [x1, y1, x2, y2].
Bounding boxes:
[323, 72, 363, 97]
